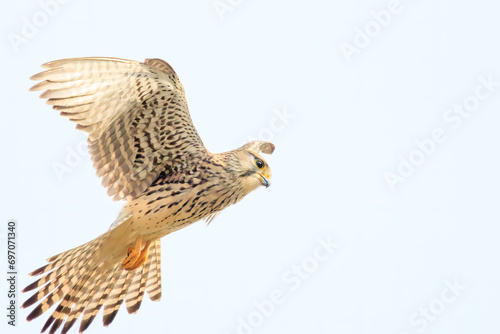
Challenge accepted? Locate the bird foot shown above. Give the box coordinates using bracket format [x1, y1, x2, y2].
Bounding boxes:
[121, 237, 151, 271]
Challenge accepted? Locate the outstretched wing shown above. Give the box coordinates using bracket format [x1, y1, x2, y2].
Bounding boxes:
[31, 57, 208, 200]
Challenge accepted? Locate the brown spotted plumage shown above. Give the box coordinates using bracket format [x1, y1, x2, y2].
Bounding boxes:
[23, 57, 274, 333]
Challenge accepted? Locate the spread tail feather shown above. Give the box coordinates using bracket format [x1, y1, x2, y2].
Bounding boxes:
[22, 232, 162, 334]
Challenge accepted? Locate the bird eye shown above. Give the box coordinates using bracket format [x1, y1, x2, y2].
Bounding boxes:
[255, 159, 264, 169]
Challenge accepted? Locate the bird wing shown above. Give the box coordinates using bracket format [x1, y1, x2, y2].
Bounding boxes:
[31, 57, 208, 201]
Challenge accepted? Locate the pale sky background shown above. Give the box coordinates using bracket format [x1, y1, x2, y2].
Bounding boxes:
[2, 0, 500, 333]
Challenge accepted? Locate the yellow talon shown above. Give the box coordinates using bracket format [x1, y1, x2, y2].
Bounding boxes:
[121, 237, 151, 271]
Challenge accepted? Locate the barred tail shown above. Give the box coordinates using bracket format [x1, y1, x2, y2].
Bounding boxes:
[22, 234, 162, 334]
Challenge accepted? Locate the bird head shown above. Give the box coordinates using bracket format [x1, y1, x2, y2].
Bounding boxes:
[231, 141, 275, 193]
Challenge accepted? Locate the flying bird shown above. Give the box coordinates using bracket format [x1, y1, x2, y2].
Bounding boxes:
[23, 57, 274, 334]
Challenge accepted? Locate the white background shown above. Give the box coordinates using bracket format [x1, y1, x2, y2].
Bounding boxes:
[2, 0, 500, 333]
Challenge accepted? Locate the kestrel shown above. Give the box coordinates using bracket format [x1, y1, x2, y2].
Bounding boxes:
[22, 57, 274, 334]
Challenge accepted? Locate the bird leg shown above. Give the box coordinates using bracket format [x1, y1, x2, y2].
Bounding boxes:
[121, 236, 151, 271]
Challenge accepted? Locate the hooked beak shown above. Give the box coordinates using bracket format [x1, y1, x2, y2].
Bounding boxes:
[261, 175, 271, 188]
